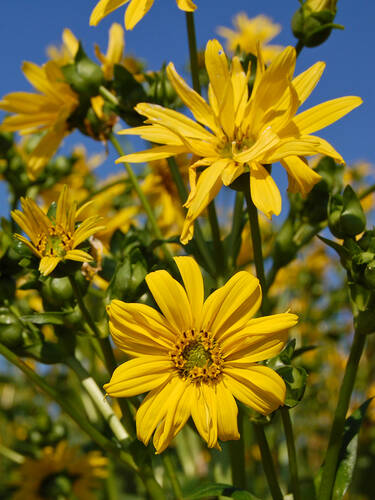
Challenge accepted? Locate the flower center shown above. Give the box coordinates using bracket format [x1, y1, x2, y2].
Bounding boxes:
[36, 224, 73, 258]
[217, 130, 256, 159]
[170, 329, 224, 382]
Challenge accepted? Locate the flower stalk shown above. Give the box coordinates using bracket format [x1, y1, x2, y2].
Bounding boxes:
[280, 407, 301, 500]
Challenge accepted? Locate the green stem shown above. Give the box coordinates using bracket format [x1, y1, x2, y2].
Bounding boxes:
[0, 443, 25, 464]
[167, 158, 217, 278]
[99, 85, 120, 107]
[68, 275, 135, 437]
[245, 188, 267, 311]
[280, 408, 301, 500]
[253, 424, 283, 500]
[359, 184, 375, 200]
[228, 191, 244, 270]
[207, 200, 226, 279]
[229, 415, 246, 489]
[295, 40, 304, 57]
[109, 133, 175, 266]
[185, 12, 201, 94]
[318, 329, 366, 500]
[162, 454, 184, 499]
[0, 341, 137, 472]
[66, 356, 129, 444]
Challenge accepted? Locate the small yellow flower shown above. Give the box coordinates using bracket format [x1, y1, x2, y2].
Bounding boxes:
[0, 62, 78, 180]
[117, 40, 362, 243]
[11, 186, 104, 276]
[13, 441, 107, 500]
[105, 256, 297, 453]
[90, 0, 197, 30]
[218, 13, 283, 63]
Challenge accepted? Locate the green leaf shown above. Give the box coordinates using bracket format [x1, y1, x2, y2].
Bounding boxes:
[184, 483, 260, 500]
[277, 365, 307, 407]
[332, 398, 373, 500]
[292, 344, 317, 359]
[20, 311, 72, 325]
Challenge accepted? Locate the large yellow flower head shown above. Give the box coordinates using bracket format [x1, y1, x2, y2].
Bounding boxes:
[90, 0, 197, 30]
[13, 441, 107, 500]
[117, 40, 362, 244]
[11, 185, 105, 276]
[218, 13, 283, 63]
[104, 256, 298, 453]
[0, 62, 78, 180]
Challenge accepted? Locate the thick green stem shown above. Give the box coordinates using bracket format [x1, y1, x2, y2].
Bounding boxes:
[229, 415, 246, 489]
[185, 12, 201, 94]
[109, 134, 175, 266]
[318, 329, 366, 500]
[66, 356, 129, 444]
[228, 191, 244, 270]
[280, 408, 301, 500]
[68, 275, 135, 437]
[0, 341, 137, 472]
[162, 454, 184, 499]
[253, 424, 283, 500]
[359, 184, 375, 200]
[207, 200, 226, 279]
[245, 188, 268, 314]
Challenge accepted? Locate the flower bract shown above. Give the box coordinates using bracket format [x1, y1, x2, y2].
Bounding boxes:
[104, 256, 298, 453]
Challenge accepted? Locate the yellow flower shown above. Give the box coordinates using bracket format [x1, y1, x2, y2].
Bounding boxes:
[11, 185, 104, 276]
[47, 28, 79, 66]
[117, 40, 362, 243]
[218, 13, 283, 63]
[105, 256, 297, 453]
[90, 0, 197, 30]
[0, 61, 78, 180]
[13, 441, 107, 500]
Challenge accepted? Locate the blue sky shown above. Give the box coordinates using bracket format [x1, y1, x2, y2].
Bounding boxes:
[0, 0, 373, 217]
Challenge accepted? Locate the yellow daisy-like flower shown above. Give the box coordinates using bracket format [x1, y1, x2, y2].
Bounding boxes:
[94, 22, 125, 80]
[0, 61, 78, 180]
[47, 28, 79, 66]
[13, 441, 107, 500]
[218, 13, 283, 63]
[117, 40, 362, 243]
[11, 185, 105, 276]
[105, 256, 298, 453]
[90, 0, 197, 30]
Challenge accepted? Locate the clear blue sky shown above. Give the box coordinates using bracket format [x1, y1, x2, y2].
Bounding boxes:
[0, 0, 373, 217]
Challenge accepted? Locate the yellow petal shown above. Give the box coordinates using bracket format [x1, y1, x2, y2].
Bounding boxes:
[201, 271, 261, 341]
[106, 23, 124, 67]
[90, 0, 129, 26]
[250, 162, 281, 218]
[27, 123, 67, 180]
[146, 269, 193, 332]
[291, 61, 325, 106]
[153, 378, 193, 453]
[116, 145, 187, 163]
[224, 365, 285, 414]
[191, 383, 218, 448]
[108, 300, 175, 356]
[65, 249, 93, 262]
[118, 124, 183, 145]
[174, 256, 204, 329]
[39, 256, 61, 276]
[216, 380, 240, 441]
[287, 96, 363, 136]
[281, 155, 321, 196]
[166, 62, 221, 135]
[233, 127, 280, 164]
[176, 0, 197, 11]
[224, 330, 288, 363]
[104, 356, 172, 397]
[125, 0, 154, 30]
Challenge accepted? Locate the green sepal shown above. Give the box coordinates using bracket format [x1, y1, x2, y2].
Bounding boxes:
[113, 64, 147, 126]
[277, 365, 308, 408]
[62, 43, 104, 97]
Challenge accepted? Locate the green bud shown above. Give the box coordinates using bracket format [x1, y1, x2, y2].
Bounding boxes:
[62, 305, 83, 327]
[340, 185, 366, 237]
[0, 323, 23, 349]
[354, 309, 375, 335]
[328, 193, 344, 238]
[62, 43, 103, 97]
[42, 277, 73, 307]
[292, 0, 342, 48]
